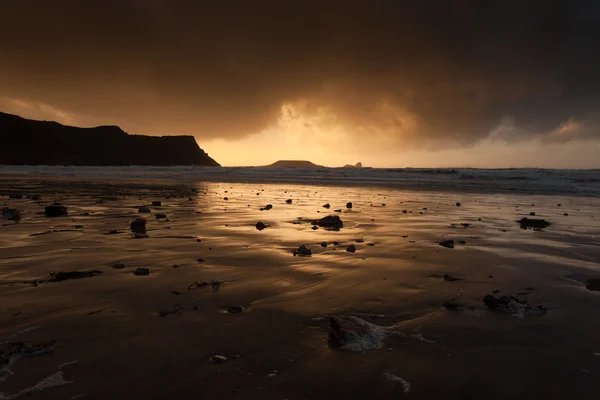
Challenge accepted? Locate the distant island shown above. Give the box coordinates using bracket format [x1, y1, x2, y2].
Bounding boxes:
[0, 112, 220, 166]
[264, 160, 323, 168]
[343, 162, 363, 168]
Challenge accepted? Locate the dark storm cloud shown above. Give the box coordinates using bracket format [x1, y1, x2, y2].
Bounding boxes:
[1, 0, 599, 146]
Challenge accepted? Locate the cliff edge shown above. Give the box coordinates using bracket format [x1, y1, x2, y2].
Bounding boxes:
[0, 112, 220, 166]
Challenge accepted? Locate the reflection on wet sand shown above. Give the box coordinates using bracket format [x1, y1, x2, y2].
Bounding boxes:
[1, 177, 600, 399]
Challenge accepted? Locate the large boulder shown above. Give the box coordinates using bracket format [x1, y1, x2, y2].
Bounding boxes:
[315, 215, 343, 229]
[130, 218, 147, 234]
[45, 204, 68, 217]
[2, 207, 20, 220]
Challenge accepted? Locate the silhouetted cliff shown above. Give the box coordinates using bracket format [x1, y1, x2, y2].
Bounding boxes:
[0, 112, 220, 166]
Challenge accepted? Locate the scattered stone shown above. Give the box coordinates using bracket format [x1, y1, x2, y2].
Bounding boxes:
[557, 203, 562, 206]
[323, 203, 331, 208]
[585, 278, 600, 291]
[443, 274, 461, 282]
[321, 242, 328, 247]
[328, 316, 402, 352]
[227, 306, 244, 314]
[563, 213, 569, 216]
[439, 239, 455, 249]
[293, 245, 312, 256]
[311, 226, 318, 230]
[346, 244, 356, 252]
[172, 264, 181, 269]
[223, 197, 228, 200]
[461, 223, 470, 228]
[255, 221, 267, 231]
[29, 195, 41, 201]
[260, 204, 273, 211]
[45, 204, 68, 217]
[459, 240, 466, 245]
[315, 215, 343, 229]
[112, 264, 126, 269]
[138, 206, 151, 213]
[8, 194, 23, 199]
[367, 243, 375, 246]
[130, 218, 147, 234]
[209, 355, 228, 364]
[133, 268, 150, 276]
[355, 239, 365, 243]
[483, 294, 547, 318]
[2, 207, 20, 220]
[155, 213, 167, 219]
[346, 202, 353, 209]
[286, 199, 292, 204]
[333, 241, 340, 245]
[456, 202, 461, 207]
[518, 218, 551, 230]
[197, 258, 206, 263]
[152, 201, 162, 206]
[530, 212, 536, 216]
[402, 210, 407, 214]
[49, 270, 103, 282]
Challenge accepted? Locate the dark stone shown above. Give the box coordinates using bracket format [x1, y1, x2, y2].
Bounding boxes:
[197, 258, 206, 263]
[311, 226, 318, 230]
[256, 221, 267, 231]
[563, 213, 569, 216]
[152, 201, 162, 206]
[530, 212, 536, 216]
[227, 306, 244, 314]
[293, 245, 312, 256]
[223, 197, 228, 200]
[402, 210, 407, 214]
[49, 270, 103, 281]
[112, 264, 126, 269]
[155, 213, 167, 219]
[29, 195, 41, 200]
[346, 202, 353, 209]
[483, 294, 547, 316]
[346, 244, 356, 252]
[130, 218, 147, 234]
[286, 199, 292, 204]
[439, 239, 455, 249]
[333, 241, 340, 246]
[323, 203, 331, 208]
[9, 194, 23, 199]
[456, 202, 461, 207]
[138, 206, 151, 213]
[334, 209, 342, 212]
[585, 278, 600, 291]
[2, 207, 20, 220]
[518, 218, 551, 230]
[328, 316, 369, 347]
[133, 267, 150, 276]
[315, 215, 343, 229]
[320, 242, 328, 247]
[444, 274, 461, 281]
[209, 355, 228, 364]
[45, 204, 68, 217]
[261, 204, 273, 211]
[172, 264, 181, 268]
[459, 240, 466, 245]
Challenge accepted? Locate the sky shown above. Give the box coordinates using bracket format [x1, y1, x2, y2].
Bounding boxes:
[1, 0, 600, 168]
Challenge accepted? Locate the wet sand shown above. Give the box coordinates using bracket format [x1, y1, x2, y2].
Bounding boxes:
[1, 176, 600, 399]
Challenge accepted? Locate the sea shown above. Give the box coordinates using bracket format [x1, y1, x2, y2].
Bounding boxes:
[1, 166, 599, 197]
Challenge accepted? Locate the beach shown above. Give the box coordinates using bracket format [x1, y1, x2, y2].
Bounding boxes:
[1, 173, 600, 399]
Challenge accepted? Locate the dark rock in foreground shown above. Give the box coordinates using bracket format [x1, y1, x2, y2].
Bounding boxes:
[0, 111, 220, 166]
[346, 202, 353, 209]
[483, 294, 547, 317]
[2, 207, 20, 220]
[49, 270, 103, 282]
[256, 221, 267, 231]
[586, 278, 600, 291]
[45, 204, 68, 217]
[293, 245, 312, 256]
[439, 239, 455, 249]
[315, 215, 343, 229]
[518, 218, 551, 230]
[130, 218, 147, 234]
[346, 244, 356, 252]
[133, 268, 150, 276]
[152, 201, 162, 206]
